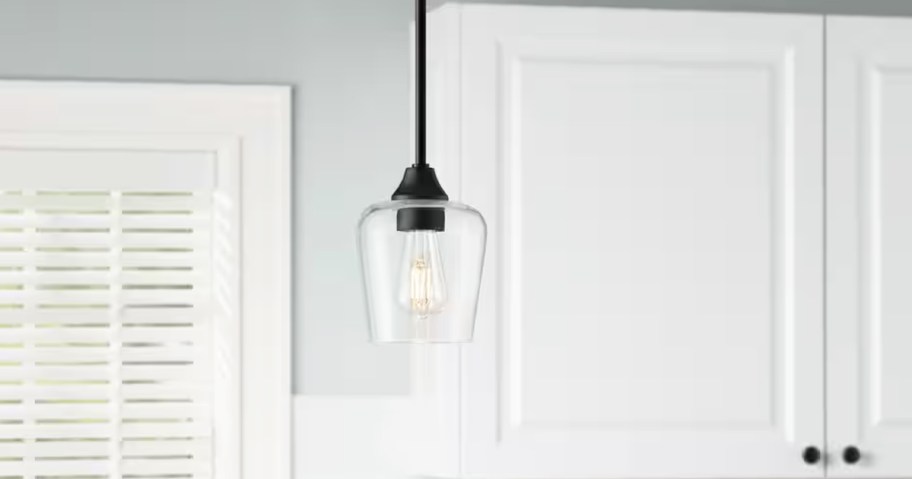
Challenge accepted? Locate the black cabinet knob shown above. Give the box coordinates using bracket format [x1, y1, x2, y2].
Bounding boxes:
[843, 446, 861, 465]
[803, 446, 821, 465]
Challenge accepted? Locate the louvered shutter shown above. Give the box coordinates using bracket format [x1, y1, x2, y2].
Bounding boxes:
[0, 151, 230, 478]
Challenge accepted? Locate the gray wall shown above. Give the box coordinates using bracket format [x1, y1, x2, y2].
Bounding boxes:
[1, 0, 911, 396]
[0, 0, 413, 396]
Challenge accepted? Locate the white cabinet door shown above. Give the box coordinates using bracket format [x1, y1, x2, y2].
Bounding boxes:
[827, 16, 912, 478]
[457, 6, 825, 478]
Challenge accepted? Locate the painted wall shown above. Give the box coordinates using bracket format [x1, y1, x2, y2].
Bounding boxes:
[0, 0, 413, 396]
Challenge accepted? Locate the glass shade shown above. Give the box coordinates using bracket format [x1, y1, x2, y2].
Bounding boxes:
[358, 199, 486, 343]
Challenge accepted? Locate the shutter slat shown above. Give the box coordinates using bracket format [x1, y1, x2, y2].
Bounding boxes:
[123, 289, 209, 305]
[0, 193, 211, 212]
[0, 213, 112, 229]
[120, 195, 211, 211]
[0, 403, 110, 419]
[0, 344, 200, 364]
[121, 327, 206, 343]
[0, 213, 209, 229]
[122, 403, 208, 419]
[121, 271, 206, 285]
[0, 439, 110, 457]
[0, 270, 116, 285]
[0, 385, 110, 401]
[0, 345, 197, 363]
[122, 438, 210, 456]
[123, 309, 209, 324]
[0, 270, 206, 286]
[121, 345, 198, 362]
[122, 251, 210, 268]
[0, 327, 112, 343]
[0, 310, 112, 325]
[0, 348, 111, 362]
[122, 422, 211, 438]
[0, 251, 209, 268]
[0, 383, 208, 401]
[120, 214, 210, 229]
[122, 347, 198, 363]
[0, 232, 208, 249]
[0, 251, 115, 268]
[120, 383, 209, 401]
[0, 424, 117, 439]
[0, 232, 110, 248]
[0, 422, 210, 439]
[0, 289, 207, 304]
[0, 194, 114, 210]
[121, 365, 208, 382]
[0, 364, 206, 381]
[121, 231, 208, 248]
[0, 459, 111, 475]
[0, 310, 206, 325]
[0, 366, 112, 381]
[122, 458, 211, 474]
[0, 403, 208, 421]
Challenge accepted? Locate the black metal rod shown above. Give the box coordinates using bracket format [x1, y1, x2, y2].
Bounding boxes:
[415, 0, 428, 167]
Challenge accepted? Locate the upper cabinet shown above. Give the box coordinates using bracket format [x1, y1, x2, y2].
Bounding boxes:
[827, 16, 912, 478]
[432, 5, 912, 479]
[431, 4, 912, 478]
[449, 5, 825, 478]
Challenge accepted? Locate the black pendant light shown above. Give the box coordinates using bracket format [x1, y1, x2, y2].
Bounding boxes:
[358, 0, 487, 343]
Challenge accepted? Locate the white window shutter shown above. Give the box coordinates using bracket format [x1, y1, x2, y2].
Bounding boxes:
[0, 156, 224, 478]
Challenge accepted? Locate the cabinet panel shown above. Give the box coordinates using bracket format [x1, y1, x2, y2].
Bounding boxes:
[513, 53, 778, 430]
[458, 6, 824, 478]
[827, 16, 912, 478]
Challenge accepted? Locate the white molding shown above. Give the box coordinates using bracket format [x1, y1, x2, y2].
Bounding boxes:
[0, 81, 293, 479]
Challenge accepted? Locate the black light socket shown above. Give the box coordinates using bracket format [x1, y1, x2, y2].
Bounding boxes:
[392, 165, 448, 232]
[397, 207, 445, 232]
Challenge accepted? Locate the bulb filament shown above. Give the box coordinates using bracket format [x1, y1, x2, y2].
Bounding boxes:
[410, 257, 433, 315]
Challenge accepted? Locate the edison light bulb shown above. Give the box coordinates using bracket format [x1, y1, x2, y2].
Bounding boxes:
[398, 231, 447, 317]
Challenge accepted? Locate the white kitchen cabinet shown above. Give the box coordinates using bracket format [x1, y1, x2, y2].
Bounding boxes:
[827, 16, 912, 478]
[431, 4, 912, 478]
[449, 5, 825, 478]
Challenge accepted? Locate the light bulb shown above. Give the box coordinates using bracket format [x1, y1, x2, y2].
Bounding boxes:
[398, 230, 447, 317]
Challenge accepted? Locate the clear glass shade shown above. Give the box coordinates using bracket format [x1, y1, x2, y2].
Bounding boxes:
[358, 200, 486, 343]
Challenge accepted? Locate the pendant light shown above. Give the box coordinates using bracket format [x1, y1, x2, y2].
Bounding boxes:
[358, 0, 487, 343]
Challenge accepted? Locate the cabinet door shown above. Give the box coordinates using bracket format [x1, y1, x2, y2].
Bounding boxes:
[827, 16, 912, 478]
[458, 6, 824, 478]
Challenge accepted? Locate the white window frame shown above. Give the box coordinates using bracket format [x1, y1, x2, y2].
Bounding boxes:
[0, 81, 292, 479]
